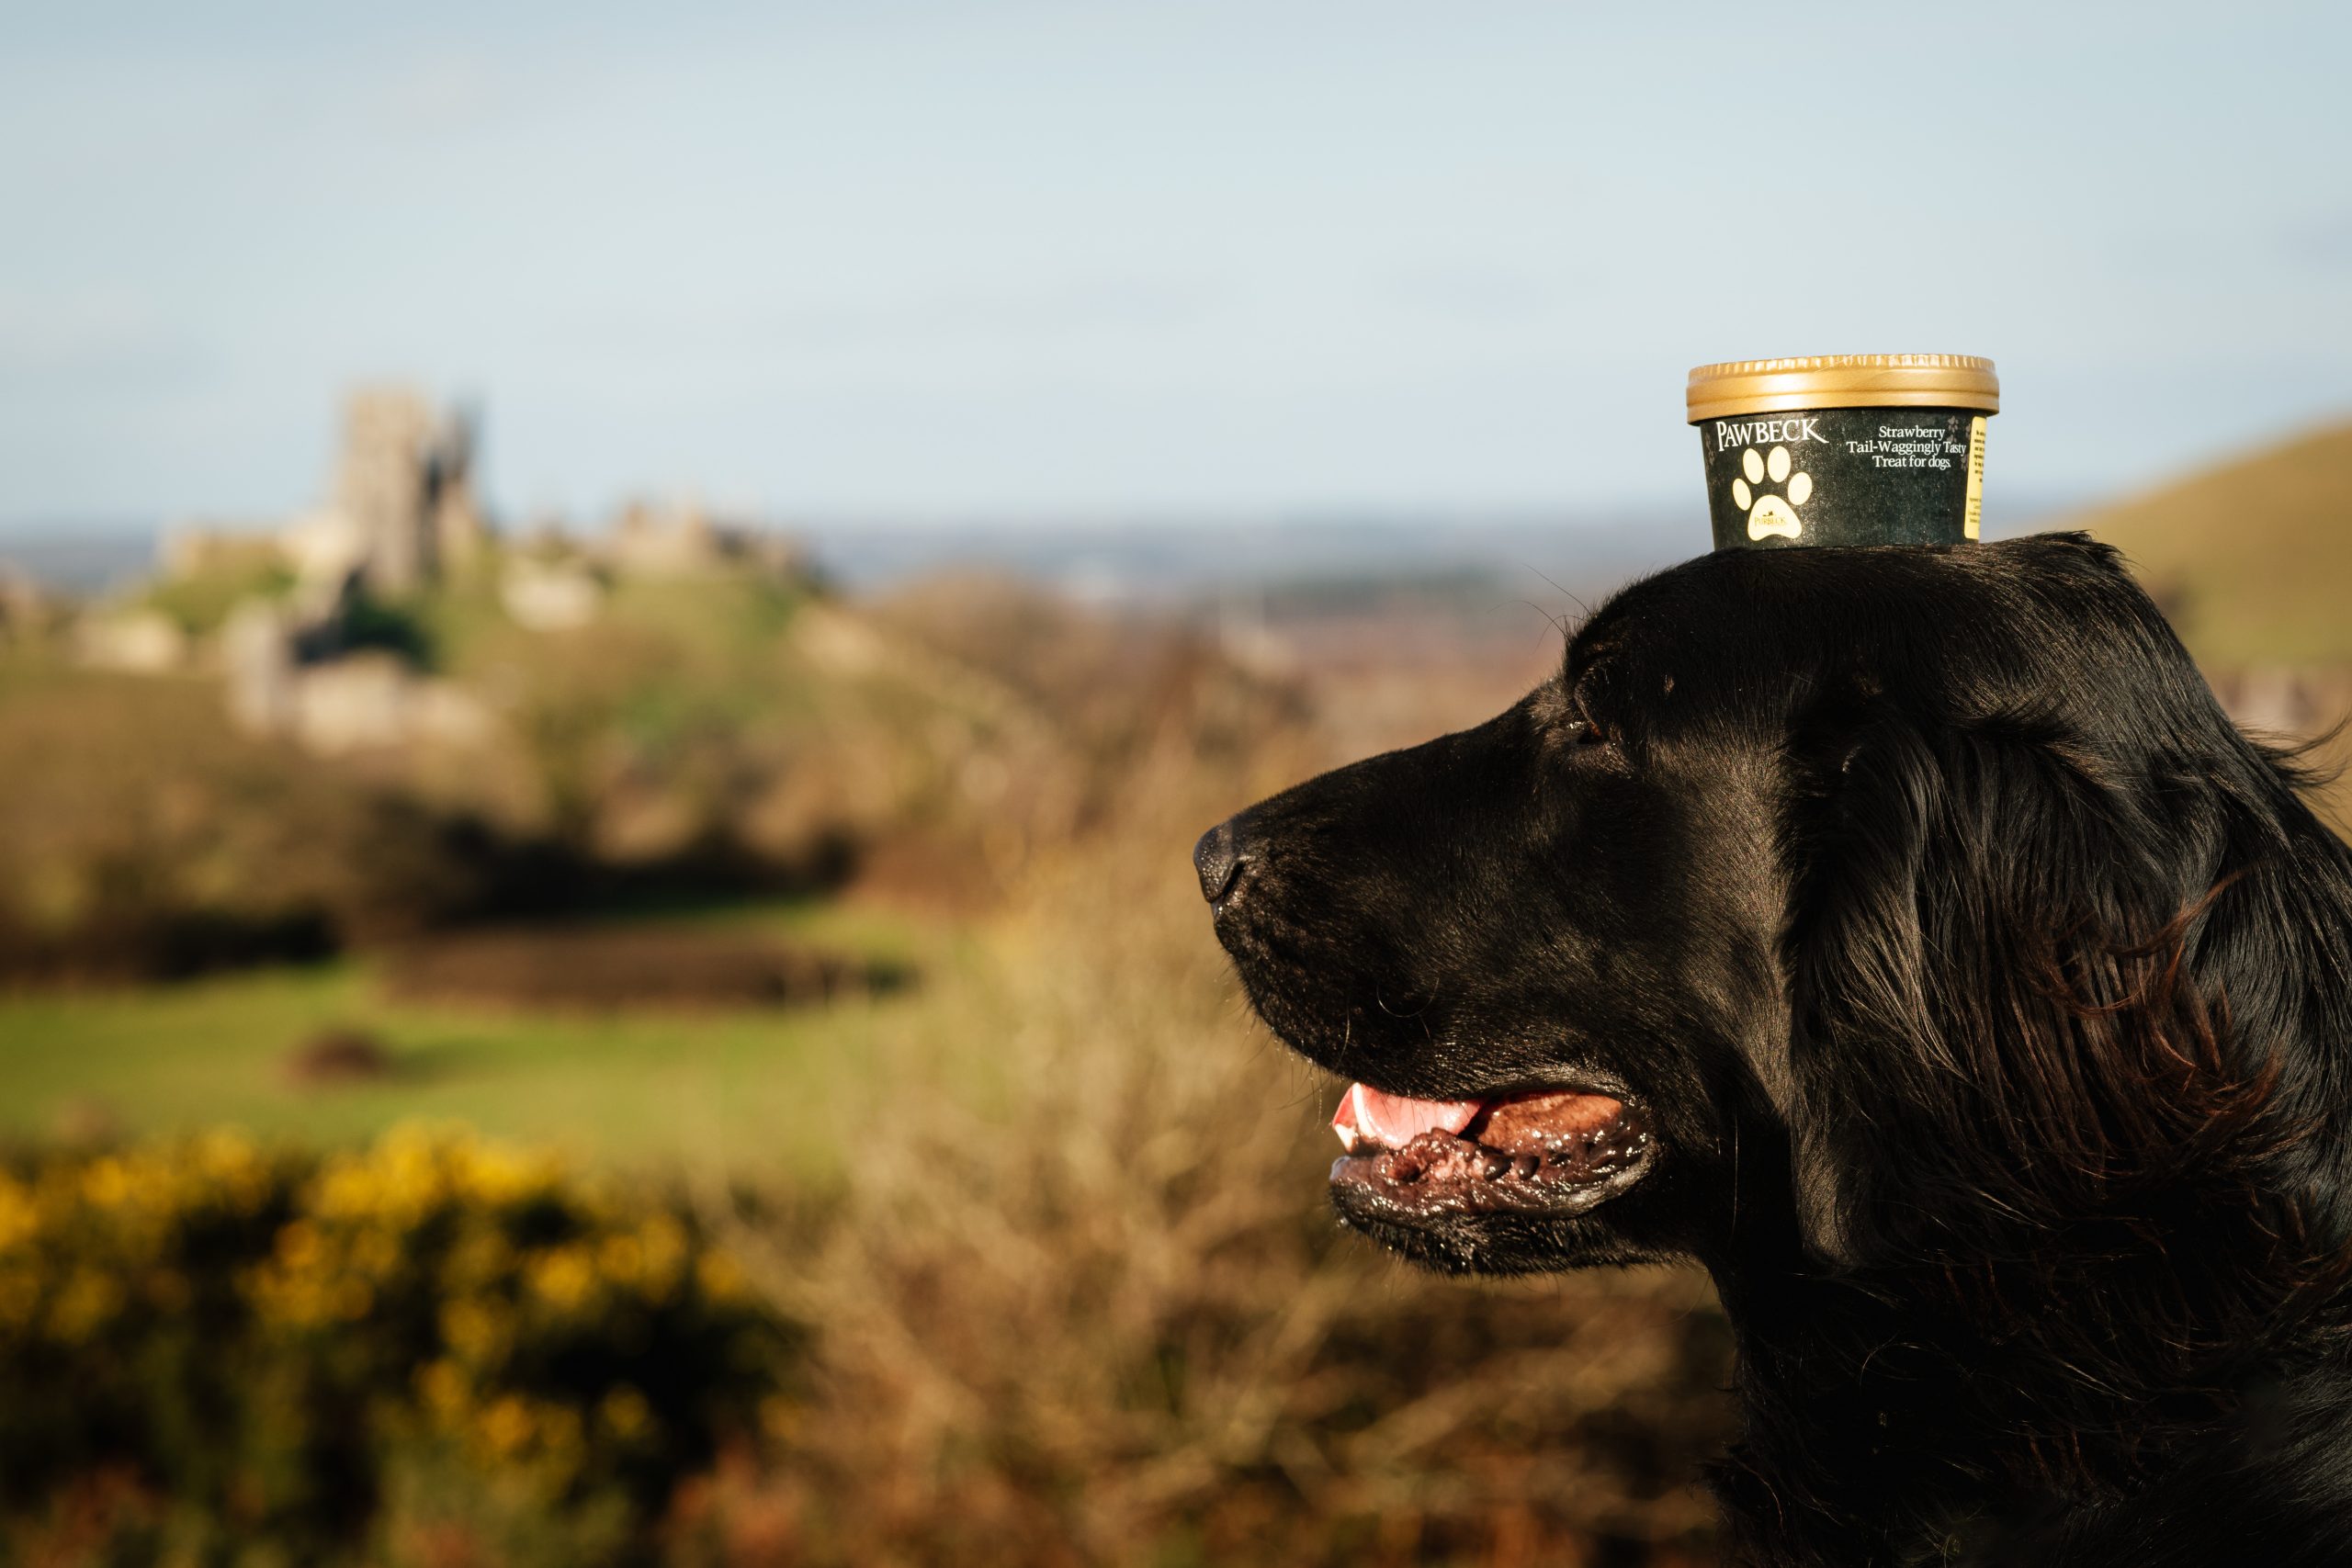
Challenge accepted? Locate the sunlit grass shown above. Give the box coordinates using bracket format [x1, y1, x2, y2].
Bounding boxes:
[0, 898, 970, 1179]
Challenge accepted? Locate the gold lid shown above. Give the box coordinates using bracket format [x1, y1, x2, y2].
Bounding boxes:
[1686, 354, 1998, 423]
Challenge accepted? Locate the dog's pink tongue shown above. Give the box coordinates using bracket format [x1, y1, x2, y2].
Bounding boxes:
[1332, 1082, 1485, 1152]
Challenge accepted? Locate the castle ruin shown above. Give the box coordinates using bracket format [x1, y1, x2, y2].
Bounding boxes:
[319, 386, 485, 594]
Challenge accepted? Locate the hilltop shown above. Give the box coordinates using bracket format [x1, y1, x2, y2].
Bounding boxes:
[2072, 420, 2352, 669]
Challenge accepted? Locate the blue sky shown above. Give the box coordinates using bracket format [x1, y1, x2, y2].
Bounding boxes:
[5, 1, 2348, 529]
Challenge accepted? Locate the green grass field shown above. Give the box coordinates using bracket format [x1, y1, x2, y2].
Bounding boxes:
[0, 898, 969, 1179]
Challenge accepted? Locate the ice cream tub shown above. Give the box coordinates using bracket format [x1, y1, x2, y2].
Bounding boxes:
[1686, 355, 1998, 550]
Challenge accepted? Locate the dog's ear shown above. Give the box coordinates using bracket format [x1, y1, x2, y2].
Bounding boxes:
[1777, 697, 2276, 1270]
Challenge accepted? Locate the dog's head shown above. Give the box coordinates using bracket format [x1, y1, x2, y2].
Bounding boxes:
[1201, 533, 2343, 1282]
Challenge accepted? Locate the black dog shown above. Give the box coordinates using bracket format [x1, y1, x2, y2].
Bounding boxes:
[1197, 534, 2352, 1565]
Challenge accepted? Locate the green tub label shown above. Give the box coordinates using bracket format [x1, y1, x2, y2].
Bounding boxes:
[1699, 407, 1985, 550]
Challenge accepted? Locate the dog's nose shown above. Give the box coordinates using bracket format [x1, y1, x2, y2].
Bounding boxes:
[1193, 818, 1250, 905]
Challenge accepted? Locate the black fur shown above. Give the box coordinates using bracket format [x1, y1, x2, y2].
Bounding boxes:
[1203, 534, 2352, 1564]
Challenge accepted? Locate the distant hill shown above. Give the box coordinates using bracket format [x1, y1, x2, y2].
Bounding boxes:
[0, 528, 156, 595]
[2071, 421, 2352, 668]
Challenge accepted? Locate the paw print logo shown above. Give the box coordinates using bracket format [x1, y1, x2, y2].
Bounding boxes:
[1733, 446, 1814, 541]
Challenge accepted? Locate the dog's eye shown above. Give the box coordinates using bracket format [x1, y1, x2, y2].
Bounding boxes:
[1556, 666, 1617, 752]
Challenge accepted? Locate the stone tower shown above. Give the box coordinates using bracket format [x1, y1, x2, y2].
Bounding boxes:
[429, 400, 485, 575]
[333, 387, 484, 593]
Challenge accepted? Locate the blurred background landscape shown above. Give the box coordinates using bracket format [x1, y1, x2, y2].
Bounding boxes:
[4, 5, 2349, 1565]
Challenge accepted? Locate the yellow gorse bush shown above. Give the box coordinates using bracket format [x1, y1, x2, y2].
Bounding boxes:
[0, 1123, 790, 1562]
[0, 1129, 277, 1344]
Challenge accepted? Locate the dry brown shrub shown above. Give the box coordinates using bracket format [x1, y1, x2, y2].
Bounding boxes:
[709, 692, 1733, 1566]
[284, 1026, 397, 1086]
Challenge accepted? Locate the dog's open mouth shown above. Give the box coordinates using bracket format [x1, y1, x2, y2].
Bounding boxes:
[1329, 1082, 1654, 1222]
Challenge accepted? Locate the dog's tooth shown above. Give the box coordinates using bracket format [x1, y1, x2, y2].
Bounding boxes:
[1332, 1084, 1366, 1153]
[1512, 1154, 1540, 1180]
